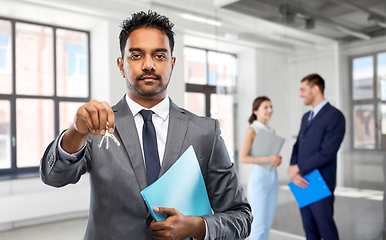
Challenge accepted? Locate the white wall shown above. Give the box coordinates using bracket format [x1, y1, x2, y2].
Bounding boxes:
[167, 30, 185, 107]
[236, 47, 258, 186]
[253, 49, 291, 183]
[0, 177, 90, 231]
[105, 20, 126, 105]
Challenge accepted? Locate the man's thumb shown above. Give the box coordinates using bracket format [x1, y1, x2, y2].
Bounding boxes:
[154, 207, 175, 216]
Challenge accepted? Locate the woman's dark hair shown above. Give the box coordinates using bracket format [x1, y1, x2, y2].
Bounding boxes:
[119, 10, 175, 58]
[248, 96, 271, 124]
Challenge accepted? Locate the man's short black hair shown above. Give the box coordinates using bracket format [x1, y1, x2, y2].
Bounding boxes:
[119, 10, 175, 58]
[301, 73, 325, 94]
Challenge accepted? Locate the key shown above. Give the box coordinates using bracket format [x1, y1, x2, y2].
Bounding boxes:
[98, 123, 121, 150]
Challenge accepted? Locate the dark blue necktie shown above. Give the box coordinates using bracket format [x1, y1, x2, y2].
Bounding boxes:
[139, 109, 160, 185]
[307, 110, 314, 126]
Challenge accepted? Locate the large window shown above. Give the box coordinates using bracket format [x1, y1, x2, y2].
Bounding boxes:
[351, 52, 386, 150]
[0, 17, 90, 177]
[184, 47, 237, 161]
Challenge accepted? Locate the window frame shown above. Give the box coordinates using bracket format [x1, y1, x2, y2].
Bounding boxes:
[184, 46, 237, 115]
[0, 16, 91, 179]
[184, 46, 238, 163]
[350, 50, 386, 152]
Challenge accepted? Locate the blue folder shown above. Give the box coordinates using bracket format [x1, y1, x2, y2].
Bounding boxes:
[140, 145, 212, 222]
[288, 169, 332, 208]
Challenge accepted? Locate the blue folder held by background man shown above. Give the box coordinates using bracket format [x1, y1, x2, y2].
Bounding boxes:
[288, 169, 332, 208]
[141, 145, 212, 222]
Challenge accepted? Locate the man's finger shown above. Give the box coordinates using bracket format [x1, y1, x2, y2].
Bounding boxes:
[94, 101, 108, 135]
[84, 103, 100, 134]
[293, 175, 309, 188]
[154, 207, 177, 216]
[101, 101, 115, 133]
[293, 179, 306, 188]
[300, 178, 309, 187]
[297, 175, 309, 185]
[149, 220, 167, 232]
[75, 107, 93, 134]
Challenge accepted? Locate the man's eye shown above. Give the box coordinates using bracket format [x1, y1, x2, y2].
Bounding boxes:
[155, 54, 166, 60]
[130, 54, 141, 59]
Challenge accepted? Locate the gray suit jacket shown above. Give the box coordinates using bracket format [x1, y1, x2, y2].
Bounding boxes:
[40, 96, 252, 240]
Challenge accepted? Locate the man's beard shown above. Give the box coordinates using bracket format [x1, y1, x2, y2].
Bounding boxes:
[126, 70, 170, 97]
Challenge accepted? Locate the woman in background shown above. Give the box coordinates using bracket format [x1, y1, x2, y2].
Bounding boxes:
[239, 96, 282, 240]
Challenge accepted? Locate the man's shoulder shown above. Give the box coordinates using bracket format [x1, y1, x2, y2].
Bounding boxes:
[325, 103, 345, 119]
[111, 95, 127, 112]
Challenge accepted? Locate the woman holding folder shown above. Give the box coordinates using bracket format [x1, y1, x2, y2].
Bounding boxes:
[239, 96, 282, 240]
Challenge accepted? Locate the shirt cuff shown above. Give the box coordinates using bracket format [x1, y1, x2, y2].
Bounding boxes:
[203, 218, 209, 240]
[57, 131, 86, 165]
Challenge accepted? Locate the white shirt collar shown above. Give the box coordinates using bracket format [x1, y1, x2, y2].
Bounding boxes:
[125, 94, 170, 120]
[253, 120, 272, 130]
[254, 120, 267, 128]
[311, 99, 328, 117]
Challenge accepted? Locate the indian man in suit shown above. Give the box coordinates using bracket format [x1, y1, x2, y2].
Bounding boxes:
[287, 73, 345, 240]
[40, 10, 252, 240]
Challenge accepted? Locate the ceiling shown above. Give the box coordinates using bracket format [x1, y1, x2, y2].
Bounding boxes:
[221, 0, 386, 43]
[4, 0, 384, 52]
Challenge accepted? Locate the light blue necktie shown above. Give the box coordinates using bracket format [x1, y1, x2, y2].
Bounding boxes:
[139, 109, 160, 186]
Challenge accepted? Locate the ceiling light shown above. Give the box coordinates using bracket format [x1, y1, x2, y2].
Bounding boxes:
[181, 14, 206, 23]
[181, 14, 222, 26]
[207, 19, 222, 26]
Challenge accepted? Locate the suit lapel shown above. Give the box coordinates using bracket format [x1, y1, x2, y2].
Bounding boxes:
[112, 97, 148, 191]
[159, 99, 189, 177]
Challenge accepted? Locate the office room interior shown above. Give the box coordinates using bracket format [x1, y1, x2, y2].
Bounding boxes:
[0, 0, 385, 239]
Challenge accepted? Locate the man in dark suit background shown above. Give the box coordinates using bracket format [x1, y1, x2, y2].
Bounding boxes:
[287, 74, 345, 240]
[40, 11, 252, 240]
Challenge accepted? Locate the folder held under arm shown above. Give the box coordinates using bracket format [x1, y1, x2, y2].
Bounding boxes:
[288, 169, 332, 208]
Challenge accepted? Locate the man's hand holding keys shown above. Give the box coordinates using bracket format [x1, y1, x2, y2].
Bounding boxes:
[62, 100, 118, 154]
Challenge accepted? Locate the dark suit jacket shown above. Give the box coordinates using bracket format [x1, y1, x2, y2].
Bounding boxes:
[40, 96, 252, 240]
[290, 102, 345, 192]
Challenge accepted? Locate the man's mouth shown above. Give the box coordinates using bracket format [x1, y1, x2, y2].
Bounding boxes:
[140, 76, 158, 81]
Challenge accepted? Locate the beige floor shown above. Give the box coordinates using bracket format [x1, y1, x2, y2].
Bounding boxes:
[0, 217, 305, 240]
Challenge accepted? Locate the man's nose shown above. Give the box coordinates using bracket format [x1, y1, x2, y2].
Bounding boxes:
[142, 56, 155, 70]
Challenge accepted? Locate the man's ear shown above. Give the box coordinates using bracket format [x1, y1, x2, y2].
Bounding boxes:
[312, 84, 320, 95]
[117, 57, 125, 78]
[171, 56, 176, 70]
